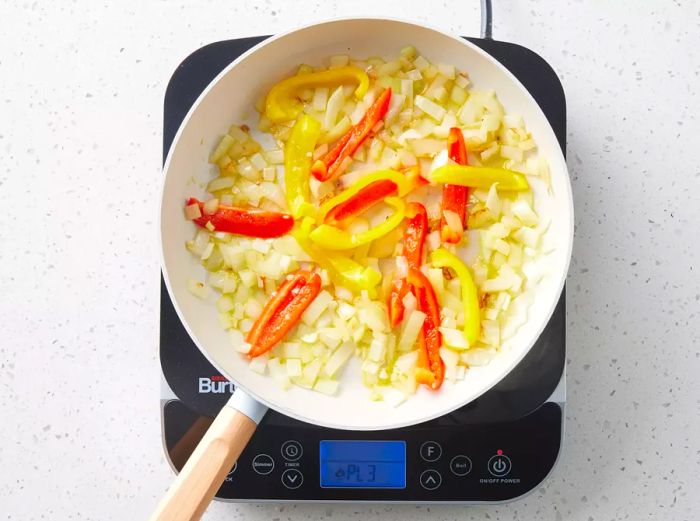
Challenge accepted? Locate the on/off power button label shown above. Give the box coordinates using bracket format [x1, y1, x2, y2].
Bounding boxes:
[487, 450, 512, 477]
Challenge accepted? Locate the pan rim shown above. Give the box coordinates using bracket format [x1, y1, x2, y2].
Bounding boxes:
[159, 15, 574, 430]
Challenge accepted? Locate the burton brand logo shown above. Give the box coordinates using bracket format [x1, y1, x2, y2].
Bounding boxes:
[198, 375, 235, 394]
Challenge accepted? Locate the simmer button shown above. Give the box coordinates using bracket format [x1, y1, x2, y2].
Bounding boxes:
[252, 454, 275, 475]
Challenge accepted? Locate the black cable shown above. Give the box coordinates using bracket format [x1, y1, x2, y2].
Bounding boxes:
[480, 0, 493, 39]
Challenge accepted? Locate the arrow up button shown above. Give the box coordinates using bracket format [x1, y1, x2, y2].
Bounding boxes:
[419, 469, 442, 490]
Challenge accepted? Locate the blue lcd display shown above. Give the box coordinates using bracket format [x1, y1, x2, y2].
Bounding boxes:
[319, 440, 406, 489]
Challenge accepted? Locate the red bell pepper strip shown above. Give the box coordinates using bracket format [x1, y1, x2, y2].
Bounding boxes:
[323, 179, 397, 228]
[320, 166, 423, 229]
[387, 278, 409, 328]
[407, 268, 445, 390]
[311, 87, 392, 182]
[187, 198, 294, 238]
[246, 270, 322, 358]
[387, 202, 428, 327]
[403, 202, 428, 269]
[440, 128, 469, 244]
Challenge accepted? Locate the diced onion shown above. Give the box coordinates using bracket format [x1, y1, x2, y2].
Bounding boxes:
[312, 87, 329, 111]
[415, 95, 446, 121]
[408, 138, 444, 157]
[395, 256, 408, 278]
[323, 86, 345, 130]
[324, 342, 354, 378]
[314, 378, 339, 395]
[185, 203, 202, 220]
[398, 310, 426, 351]
[440, 327, 469, 350]
[443, 210, 462, 235]
[301, 290, 334, 325]
[460, 347, 497, 367]
[207, 177, 235, 192]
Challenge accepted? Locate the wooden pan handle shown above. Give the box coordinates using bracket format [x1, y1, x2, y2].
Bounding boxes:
[150, 389, 267, 521]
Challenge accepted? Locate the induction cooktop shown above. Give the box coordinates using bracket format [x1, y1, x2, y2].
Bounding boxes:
[160, 35, 567, 503]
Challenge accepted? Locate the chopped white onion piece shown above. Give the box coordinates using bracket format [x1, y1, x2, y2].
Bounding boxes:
[285, 358, 303, 378]
[324, 86, 345, 130]
[262, 148, 284, 164]
[415, 95, 446, 121]
[358, 302, 389, 332]
[440, 327, 469, 350]
[398, 310, 426, 351]
[460, 347, 497, 367]
[268, 358, 291, 389]
[312, 87, 329, 111]
[185, 203, 201, 220]
[324, 342, 354, 378]
[426, 230, 441, 252]
[440, 347, 460, 380]
[401, 291, 417, 315]
[301, 290, 333, 326]
[314, 378, 339, 395]
[249, 354, 268, 375]
[395, 256, 408, 279]
[234, 340, 252, 354]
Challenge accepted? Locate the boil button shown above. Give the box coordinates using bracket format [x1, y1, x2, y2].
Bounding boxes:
[450, 455, 472, 476]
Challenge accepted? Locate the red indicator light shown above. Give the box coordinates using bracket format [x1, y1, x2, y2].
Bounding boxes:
[497, 449, 503, 455]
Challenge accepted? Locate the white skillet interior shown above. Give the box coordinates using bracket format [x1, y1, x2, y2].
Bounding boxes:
[160, 18, 573, 430]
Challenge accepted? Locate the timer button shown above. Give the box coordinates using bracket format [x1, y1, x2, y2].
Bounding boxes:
[252, 454, 275, 475]
[281, 468, 303, 489]
[281, 440, 303, 461]
[449, 455, 472, 476]
[419, 469, 442, 490]
[419, 441, 442, 462]
[487, 451, 512, 477]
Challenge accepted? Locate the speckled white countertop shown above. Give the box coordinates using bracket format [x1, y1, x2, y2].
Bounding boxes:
[1, 0, 699, 519]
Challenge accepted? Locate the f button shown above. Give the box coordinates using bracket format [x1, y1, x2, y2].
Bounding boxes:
[419, 441, 442, 462]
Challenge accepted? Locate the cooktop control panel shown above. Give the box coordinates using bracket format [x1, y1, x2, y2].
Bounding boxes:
[163, 400, 562, 502]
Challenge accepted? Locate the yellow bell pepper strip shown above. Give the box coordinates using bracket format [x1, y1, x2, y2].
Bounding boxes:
[326, 255, 382, 295]
[265, 66, 370, 123]
[291, 217, 381, 297]
[309, 197, 406, 250]
[431, 164, 530, 191]
[284, 114, 321, 218]
[430, 248, 480, 345]
[317, 169, 420, 227]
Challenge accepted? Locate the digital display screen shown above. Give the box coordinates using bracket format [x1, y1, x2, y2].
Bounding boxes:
[319, 440, 406, 489]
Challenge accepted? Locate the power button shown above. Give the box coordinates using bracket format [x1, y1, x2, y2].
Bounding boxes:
[487, 450, 512, 477]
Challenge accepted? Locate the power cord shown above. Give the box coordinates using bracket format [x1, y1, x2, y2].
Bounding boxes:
[480, 0, 493, 39]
